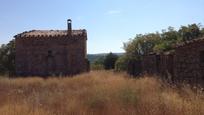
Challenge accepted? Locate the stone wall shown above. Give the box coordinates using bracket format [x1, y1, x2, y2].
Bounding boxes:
[127, 60, 142, 76]
[142, 54, 158, 74]
[158, 52, 174, 80]
[141, 42, 204, 86]
[174, 42, 204, 85]
[15, 34, 89, 76]
[130, 39, 204, 86]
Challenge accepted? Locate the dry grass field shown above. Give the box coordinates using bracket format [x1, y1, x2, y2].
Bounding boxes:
[0, 71, 204, 115]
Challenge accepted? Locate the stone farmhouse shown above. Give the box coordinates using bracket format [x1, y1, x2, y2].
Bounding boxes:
[129, 37, 204, 86]
[15, 19, 89, 76]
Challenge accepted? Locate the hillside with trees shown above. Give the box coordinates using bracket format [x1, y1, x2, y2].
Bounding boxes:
[90, 52, 120, 70]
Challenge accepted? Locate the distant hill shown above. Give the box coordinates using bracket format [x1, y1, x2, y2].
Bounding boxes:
[87, 53, 124, 63]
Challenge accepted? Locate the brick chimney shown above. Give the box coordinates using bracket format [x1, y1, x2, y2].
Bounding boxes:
[67, 19, 72, 35]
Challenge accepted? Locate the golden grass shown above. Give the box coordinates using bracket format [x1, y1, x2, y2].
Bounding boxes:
[0, 70, 203, 115]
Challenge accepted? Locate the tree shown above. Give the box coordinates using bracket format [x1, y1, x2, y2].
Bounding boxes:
[103, 52, 118, 70]
[115, 55, 128, 71]
[0, 39, 15, 76]
[153, 27, 179, 52]
[124, 33, 161, 60]
[178, 24, 201, 41]
[124, 24, 203, 61]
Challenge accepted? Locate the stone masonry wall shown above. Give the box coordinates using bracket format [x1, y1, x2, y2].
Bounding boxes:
[142, 54, 157, 74]
[141, 41, 204, 86]
[174, 42, 204, 85]
[15, 34, 88, 76]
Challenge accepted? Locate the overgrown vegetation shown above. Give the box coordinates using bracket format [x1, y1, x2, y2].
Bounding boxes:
[91, 56, 105, 70]
[91, 52, 119, 70]
[103, 52, 118, 70]
[0, 71, 203, 115]
[125, 24, 204, 58]
[115, 55, 128, 71]
[115, 23, 204, 71]
[0, 40, 15, 76]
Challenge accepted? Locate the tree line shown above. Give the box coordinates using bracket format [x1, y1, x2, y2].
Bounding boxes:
[125, 24, 204, 59]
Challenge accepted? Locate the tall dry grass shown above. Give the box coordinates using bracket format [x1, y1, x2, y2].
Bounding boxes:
[0, 71, 203, 115]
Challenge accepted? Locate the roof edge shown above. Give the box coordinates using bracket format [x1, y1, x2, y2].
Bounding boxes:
[14, 29, 87, 38]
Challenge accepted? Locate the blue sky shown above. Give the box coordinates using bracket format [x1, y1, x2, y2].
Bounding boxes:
[0, 0, 204, 54]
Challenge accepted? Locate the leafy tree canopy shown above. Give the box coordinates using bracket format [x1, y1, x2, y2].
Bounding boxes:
[124, 23, 204, 62]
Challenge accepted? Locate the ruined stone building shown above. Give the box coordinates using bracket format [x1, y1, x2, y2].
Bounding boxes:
[15, 19, 89, 76]
[129, 37, 204, 86]
[143, 38, 204, 86]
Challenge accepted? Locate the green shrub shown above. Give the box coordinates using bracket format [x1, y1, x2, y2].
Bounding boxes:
[115, 55, 128, 71]
[104, 52, 118, 70]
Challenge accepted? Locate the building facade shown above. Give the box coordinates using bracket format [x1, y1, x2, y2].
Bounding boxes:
[15, 19, 89, 76]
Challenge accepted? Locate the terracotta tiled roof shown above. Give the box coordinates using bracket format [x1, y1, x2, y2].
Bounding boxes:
[14, 29, 86, 38]
[174, 37, 204, 48]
